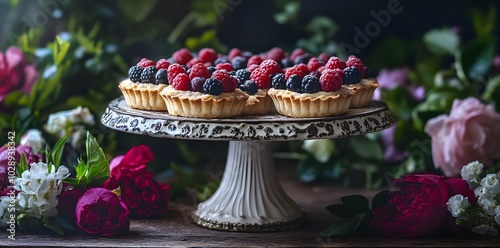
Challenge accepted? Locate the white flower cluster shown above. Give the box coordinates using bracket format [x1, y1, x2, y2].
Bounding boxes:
[44, 106, 95, 148]
[0, 196, 11, 226]
[447, 161, 500, 236]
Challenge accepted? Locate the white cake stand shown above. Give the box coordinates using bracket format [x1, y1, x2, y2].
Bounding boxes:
[101, 97, 396, 232]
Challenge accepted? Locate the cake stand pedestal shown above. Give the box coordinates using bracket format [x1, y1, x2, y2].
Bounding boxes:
[101, 97, 396, 232]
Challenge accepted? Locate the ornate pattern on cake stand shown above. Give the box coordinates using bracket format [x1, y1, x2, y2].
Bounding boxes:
[101, 97, 396, 232]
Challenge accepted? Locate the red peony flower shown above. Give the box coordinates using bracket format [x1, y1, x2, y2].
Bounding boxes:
[75, 188, 130, 237]
[103, 145, 170, 218]
[0, 47, 38, 103]
[370, 173, 476, 237]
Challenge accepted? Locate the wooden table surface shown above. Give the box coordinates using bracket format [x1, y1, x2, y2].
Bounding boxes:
[2, 159, 499, 247]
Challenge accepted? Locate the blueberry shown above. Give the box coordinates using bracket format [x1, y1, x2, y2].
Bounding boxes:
[342, 66, 362, 84]
[286, 74, 302, 92]
[239, 80, 258, 95]
[191, 77, 206, 92]
[155, 69, 168, 84]
[301, 75, 321, 93]
[271, 73, 286, 89]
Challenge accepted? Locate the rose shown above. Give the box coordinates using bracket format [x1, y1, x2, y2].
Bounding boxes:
[0, 47, 38, 103]
[370, 173, 476, 237]
[103, 145, 170, 218]
[425, 97, 500, 177]
[75, 188, 130, 237]
[0, 145, 43, 193]
[57, 185, 87, 220]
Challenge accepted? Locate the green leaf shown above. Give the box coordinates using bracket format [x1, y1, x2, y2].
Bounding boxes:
[349, 136, 383, 160]
[471, 6, 496, 37]
[51, 136, 67, 168]
[456, 37, 495, 82]
[54, 36, 70, 66]
[85, 132, 109, 184]
[16, 153, 28, 176]
[423, 29, 459, 56]
[320, 213, 368, 237]
[483, 75, 500, 112]
[42, 217, 65, 235]
[371, 190, 389, 209]
[326, 195, 370, 219]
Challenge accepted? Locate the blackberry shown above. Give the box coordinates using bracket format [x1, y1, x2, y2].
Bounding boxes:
[191, 77, 206, 92]
[286, 74, 302, 92]
[234, 69, 251, 84]
[301, 75, 321, 93]
[128, 65, 143, 82]
[363, 66, 374, 79]
[207, 66, 216, 74]
[271, 73, 286, 89]
[140, 66, 158, 84]
[294, 54, 312, 65]
[342, 66, 362, 85]
[229, 71, 236, 76]
[155, 69, 168, 84]
[214, 56, 229, 65]
[239, 80, 258, 95]
[231, 56, 247, 70]
[281, 57, 294, 68]
[203, 78, 223, 95]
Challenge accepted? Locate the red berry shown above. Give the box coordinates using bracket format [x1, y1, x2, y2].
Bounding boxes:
[318, 53, 330, 63]
[137, 58, 154, 68]
[250, 68, 271, 89]
[290, 48, 306, 61]
[228, 48, 242, 62]
[212, 70, 237, 92]
[260, 59, 281, 75]
[267, 47, 285, 62]
[172, 48, 193, 65]
[171, 73, 191, 91]
[198, 48, 217, 63]
[346, 55, 365, 77]
[189, 63, 211, 80]
[247, 64, 259, 72]
[320, 68, 343, 92]
[156, 59, 170, 70]
[216, 62, 234, 72]
[285, 64, 309, 80]
[325, 57, 346, 70]
[167, 63, 187, 83]
[317, 66, 326, 74]
[247, 55, 263, 67]
[187, 58, 203, 68]
[307, 58, 324, 72]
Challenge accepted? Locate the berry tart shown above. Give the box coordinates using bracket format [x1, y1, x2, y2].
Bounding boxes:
[159, 63, 249, 118]
[268, 63, 355, 118]
[118, 58, 170, 111]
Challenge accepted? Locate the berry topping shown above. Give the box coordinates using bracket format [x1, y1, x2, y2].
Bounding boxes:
[191, 77, 206, 92]
[301, 75, 321, 93]
[318, 53, 330, 63]
[290, 48, 306, 62]
[171, 73, 191, 90]
[141, 66, 158, 84]
[247, 55, 263, 67]
[271, 73, 286, 89]
[214, 56, 229, 65]
[167, 63, 187, 83]
[286, 74, 302, 92]
[137, 58, 155, 68]
[187, 58, 203, 68]
[212, 70, 238, 92]
[285, 64, 309, 80]
[189, 63, 211, 80]
[325, 57, 346, 70]
[309, 70, 321, 79]
[155, 68, 168, 84]
[319, 68, 343, 92]
[207, 66, 216, 74]
[128, 65, 143, 83]
[294, 54, 312, 65]
[228, 48, 242, 61]
[246, 64, 259, 72]
[346, 55, 365, 77]
[198, 48, 217, 63]
[250, 67, 271, 89]
[239, 80, 258, 95]
[203, 78, 223, 95]
[280, 57, 294, 68]
[342, 66, 362, 85]
[231, 56, 247, 70]
[172, 48, 193, 65]
[260, 59, 281, 75]
[307, 57, 324, 72]
[234, 69, 251, 84]
[267, 47, 286, 62]
[216, 62, 234, 72]
[156, 59, 170, 70]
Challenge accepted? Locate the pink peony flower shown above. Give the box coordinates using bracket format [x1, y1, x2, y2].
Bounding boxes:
[425, 97, 500, 177]
[0, 47, 38, 103]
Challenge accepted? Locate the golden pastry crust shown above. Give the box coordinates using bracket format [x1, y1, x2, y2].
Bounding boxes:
[118, 79, 168, 111]
[267, 87, 354, 118]
[159, 86, 249, 118]
[241, 89, 276, 116]
[344, 78, 379, 108]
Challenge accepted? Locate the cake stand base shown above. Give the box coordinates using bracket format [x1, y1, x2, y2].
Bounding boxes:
[192, 140, 307, 232]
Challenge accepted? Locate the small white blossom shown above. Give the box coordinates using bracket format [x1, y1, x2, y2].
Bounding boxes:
[494, 206, 500, 226]
[302, 139, 335, 163]
[44, 106, 94, 148]
[20, 129, 46, 153]
[475, 186, 493, 198]
[0, 196, 11, 226]
[480, 174, 500, 195]
[471, 224, 499, 236]
[478, 196, 497, 216]
[461, 161, 483, 187]
[447, 194, 470, 217]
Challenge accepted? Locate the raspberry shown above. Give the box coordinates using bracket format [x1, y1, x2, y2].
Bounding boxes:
[290, 48, 306, 61]
[189, 63, 211, 80]
[285, 64, 309, 80]
[260, 59, 281, 75]
[212, 70, 237, 92]
[187, 58, 203, 68]
[297, 63, 310, 74]
[203, 78, 223, 95]
[320, 68, 343, 92]
[307, 58, 324, 72]
[271, 73, 286, 89]
[167, 63, 187, 83]
[198, 48, 217, 63]
[216, 62, 234, 72]
[141, 66, 158, 84]
[156, 59, 170, 70]
[346, 55, 365, 77]
[128, 65, 143, 82]
[301, 75, 321, 93]
[228, 48, 242, 62]
[250, 68, 272, 89]
[247, 55, 263, 67]
[234, 69, 251, 84]
[318, 53, 330, 63]
[137, 58, 154, 68]
[317, 66, 326, 74]
[342, 66, 362, 85]
[171, 73, 191, 90]
[247, 64, 259, 72]
[239, 80, 258, 95]
[325, 57, 346, 70]
[191, 77, 206, 92]
[172, 48, 193, 65]
[286, 74, 302, 92]
[267, 47, 285, 62]
[155, 69, 168, 84]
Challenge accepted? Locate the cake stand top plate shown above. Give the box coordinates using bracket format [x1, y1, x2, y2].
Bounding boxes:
[101, 97, 396, 141]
